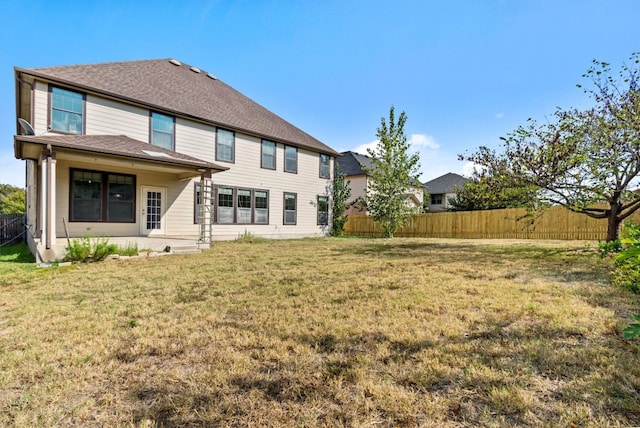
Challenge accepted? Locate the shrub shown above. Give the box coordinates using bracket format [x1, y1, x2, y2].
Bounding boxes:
[235, 230, 268, 243]
[612, 221, 640, 293]
[64, 234, 117, 263]
[598, 239, 622, 257]
[116, 242, 139, 256]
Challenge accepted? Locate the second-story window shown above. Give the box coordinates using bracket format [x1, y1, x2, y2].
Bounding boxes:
[151, 112, 175, 150]
[320, 153, 331, 179]
[51, 86, 84, 134]
[284, 145, 297, 173]
[261, 140, 276, 170]
[216, 128, 235, 162]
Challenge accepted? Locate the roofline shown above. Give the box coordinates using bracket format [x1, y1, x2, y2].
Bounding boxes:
[14, 66, 339, 157]
[14, 135, 229, 173]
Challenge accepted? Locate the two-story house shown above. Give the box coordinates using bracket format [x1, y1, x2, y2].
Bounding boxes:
[423, 172, 468, 212]
[13, 59, 338, 262]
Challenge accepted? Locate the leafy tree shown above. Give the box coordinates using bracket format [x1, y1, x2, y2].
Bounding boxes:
[460, 53, 640, 241]
[331, 164, 351, 236]
[364, 106, 421, 238]
[0, 185, 25, 214]
[448, 172, 539, 211]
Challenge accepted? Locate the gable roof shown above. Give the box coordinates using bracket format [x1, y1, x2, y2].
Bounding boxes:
[423, 173, 468, 194]
[336, 151, 424, 187]
[14, 134, 228, 172]
[335, 151, 374, 176]
[15, 59, 338, 156]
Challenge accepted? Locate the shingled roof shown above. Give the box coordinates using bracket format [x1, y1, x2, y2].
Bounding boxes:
[335, 151, 374, 176]
[15, 59, 337, 156]
[423, 173, 468, 194]
[14, 134, 228, 172]
[335, 151, 424, 186]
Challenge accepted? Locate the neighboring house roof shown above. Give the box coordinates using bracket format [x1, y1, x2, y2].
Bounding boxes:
[335, 151, 424, 187]
[423, 172, 468, 194]
[14, 134, 228, 172]
[15, 59, 338, 156]
[335, 151, 374, 176]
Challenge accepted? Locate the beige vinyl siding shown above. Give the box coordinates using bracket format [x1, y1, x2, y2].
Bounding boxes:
[175, 118, 215, 163]
[347, 175, 368, 204]
[85, 96, 148, 141]
[208, 132, 332, 240]
[33, 81, 49, 135]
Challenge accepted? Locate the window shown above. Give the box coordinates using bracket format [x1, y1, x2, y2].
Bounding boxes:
[237, 189, 252, 224]
[317, 196, 328, 225]
[217, 187, 234, 223]
[70, 169, 135, 222]
[261, 140, 276, 169]
[431, 194, 443, 205]
[212, 186, 268, 224]
[284, 145, 297, 173]
[284, 192, 297, 225]
[319, 154, 331, 179]
[151, 112, 175, 150]
[255, 191, 269, 224]
[51, 86, 84, 134]
[216, 128, 235, 162]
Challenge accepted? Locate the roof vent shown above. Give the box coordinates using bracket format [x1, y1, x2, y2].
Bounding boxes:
[190, 66, 201, 74]
[207, 73, 218, 80]
[169, 59, 182, 66]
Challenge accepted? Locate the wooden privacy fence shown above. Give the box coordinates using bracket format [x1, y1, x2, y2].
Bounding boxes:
[0, 214, 26, 245]
[343, 206, 640, 240]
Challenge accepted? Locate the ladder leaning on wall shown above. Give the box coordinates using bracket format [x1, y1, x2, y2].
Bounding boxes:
[198, 179, 213, 244]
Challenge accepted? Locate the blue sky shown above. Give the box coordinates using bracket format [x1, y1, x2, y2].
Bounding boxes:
[2, 0, 640, 187]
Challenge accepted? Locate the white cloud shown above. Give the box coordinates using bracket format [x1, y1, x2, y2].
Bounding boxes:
[408, 133, 439, 150]
[351, 133, 439, 155]
[353, 139, 379, 155]
[495, 112, 504, 119]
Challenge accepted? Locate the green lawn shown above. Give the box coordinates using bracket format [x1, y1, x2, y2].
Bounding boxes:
[1, 238, 639, 427]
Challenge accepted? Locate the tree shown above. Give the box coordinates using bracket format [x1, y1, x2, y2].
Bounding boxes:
[460, 54, 640, 242]
[331, 164, 351, 236]
[364, 106, 421, 238]
[447, 171, 539, 211]
[0, 184, 26, 214]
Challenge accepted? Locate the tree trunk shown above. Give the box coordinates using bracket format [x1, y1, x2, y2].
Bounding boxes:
[606, 203, 621, 242]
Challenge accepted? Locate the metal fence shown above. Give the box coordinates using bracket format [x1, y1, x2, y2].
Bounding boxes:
[0, 214, 26, 245]
[343, 206, 640, 240]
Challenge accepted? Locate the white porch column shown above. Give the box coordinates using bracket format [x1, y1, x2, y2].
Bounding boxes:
[47, 154, 57, 247]
[40, 153, 47, 246]
[40, 149, 57, 249]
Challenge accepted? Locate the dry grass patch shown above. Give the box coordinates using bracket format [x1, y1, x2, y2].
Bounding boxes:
[1, 238, 639, 426]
